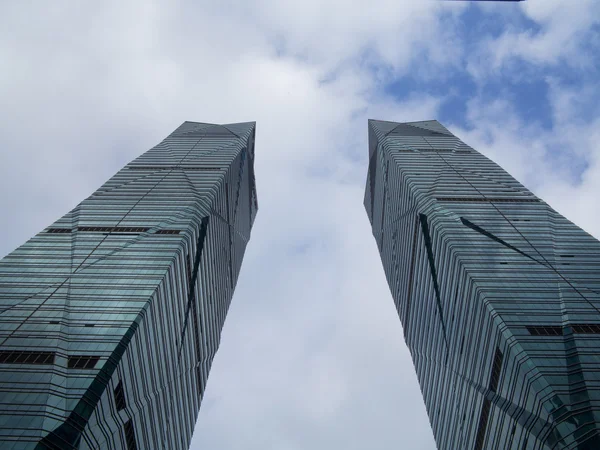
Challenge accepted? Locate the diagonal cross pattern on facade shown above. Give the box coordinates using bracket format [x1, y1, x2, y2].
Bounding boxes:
[0, 121, 258, 449]
[365, 119, 600, 450]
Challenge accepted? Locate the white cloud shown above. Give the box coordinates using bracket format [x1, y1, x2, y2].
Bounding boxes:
[0, 1, 445, 448]
[0, 1, 598, 449]
[451, 78, 600, 239]
[467, 0, 599, 80]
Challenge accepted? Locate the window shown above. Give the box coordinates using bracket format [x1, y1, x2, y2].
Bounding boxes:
[114, 381, 126, 411]
[124, 419, 138, 450]
[436, 197, 539, 203]
[127, 165, 220, 171]
[68, 355, 100, 369]
[526, 326, 563, 336]
[0, 350, 55, 365]
[155, 230, 181, 235]
[46, 228, 71, 233]
[526, 324, 600, 335]
[572, 324, 600, 334]
[489, 348, 504, 392]
[186, 252, 192, 287]
[77, 227, 149, 233]
[474, 346, 504, 450]
[418, 148, 453, 152]
[127, 165, 171, 170]
[474, 399, 491, 450]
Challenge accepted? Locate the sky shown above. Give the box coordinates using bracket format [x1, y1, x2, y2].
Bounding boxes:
[0, 1, 599, 449]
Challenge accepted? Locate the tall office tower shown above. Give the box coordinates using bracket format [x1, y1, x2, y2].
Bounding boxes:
[0, 121, 258, 449]
[364, 119, 600, 450]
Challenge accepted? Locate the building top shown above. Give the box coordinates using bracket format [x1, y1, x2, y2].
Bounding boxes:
[368, 119, 453, 137]
[170, 121, 256, 140]
[367, 119, 473, 159]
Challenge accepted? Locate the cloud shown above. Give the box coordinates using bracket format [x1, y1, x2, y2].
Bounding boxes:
[0, 1, 446, 449]
[466, 0, 600, 80]
[0, 0, 598, 449]
[450, 77, 600, 239]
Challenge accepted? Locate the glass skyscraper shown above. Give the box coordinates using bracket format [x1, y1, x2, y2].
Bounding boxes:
[365, 119, 600, 449]
[0, 121, 257, 449]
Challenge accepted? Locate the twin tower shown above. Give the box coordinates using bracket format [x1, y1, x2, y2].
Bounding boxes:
[0, 120, 599, 449]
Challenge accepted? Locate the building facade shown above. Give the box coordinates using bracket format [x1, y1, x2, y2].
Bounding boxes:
[0, 121, 258, 449]
[364, 119, 600, 449]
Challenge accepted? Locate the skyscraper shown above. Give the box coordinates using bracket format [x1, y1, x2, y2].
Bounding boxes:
[0, 121, 257, 449]
[364, 119, 600, 449]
